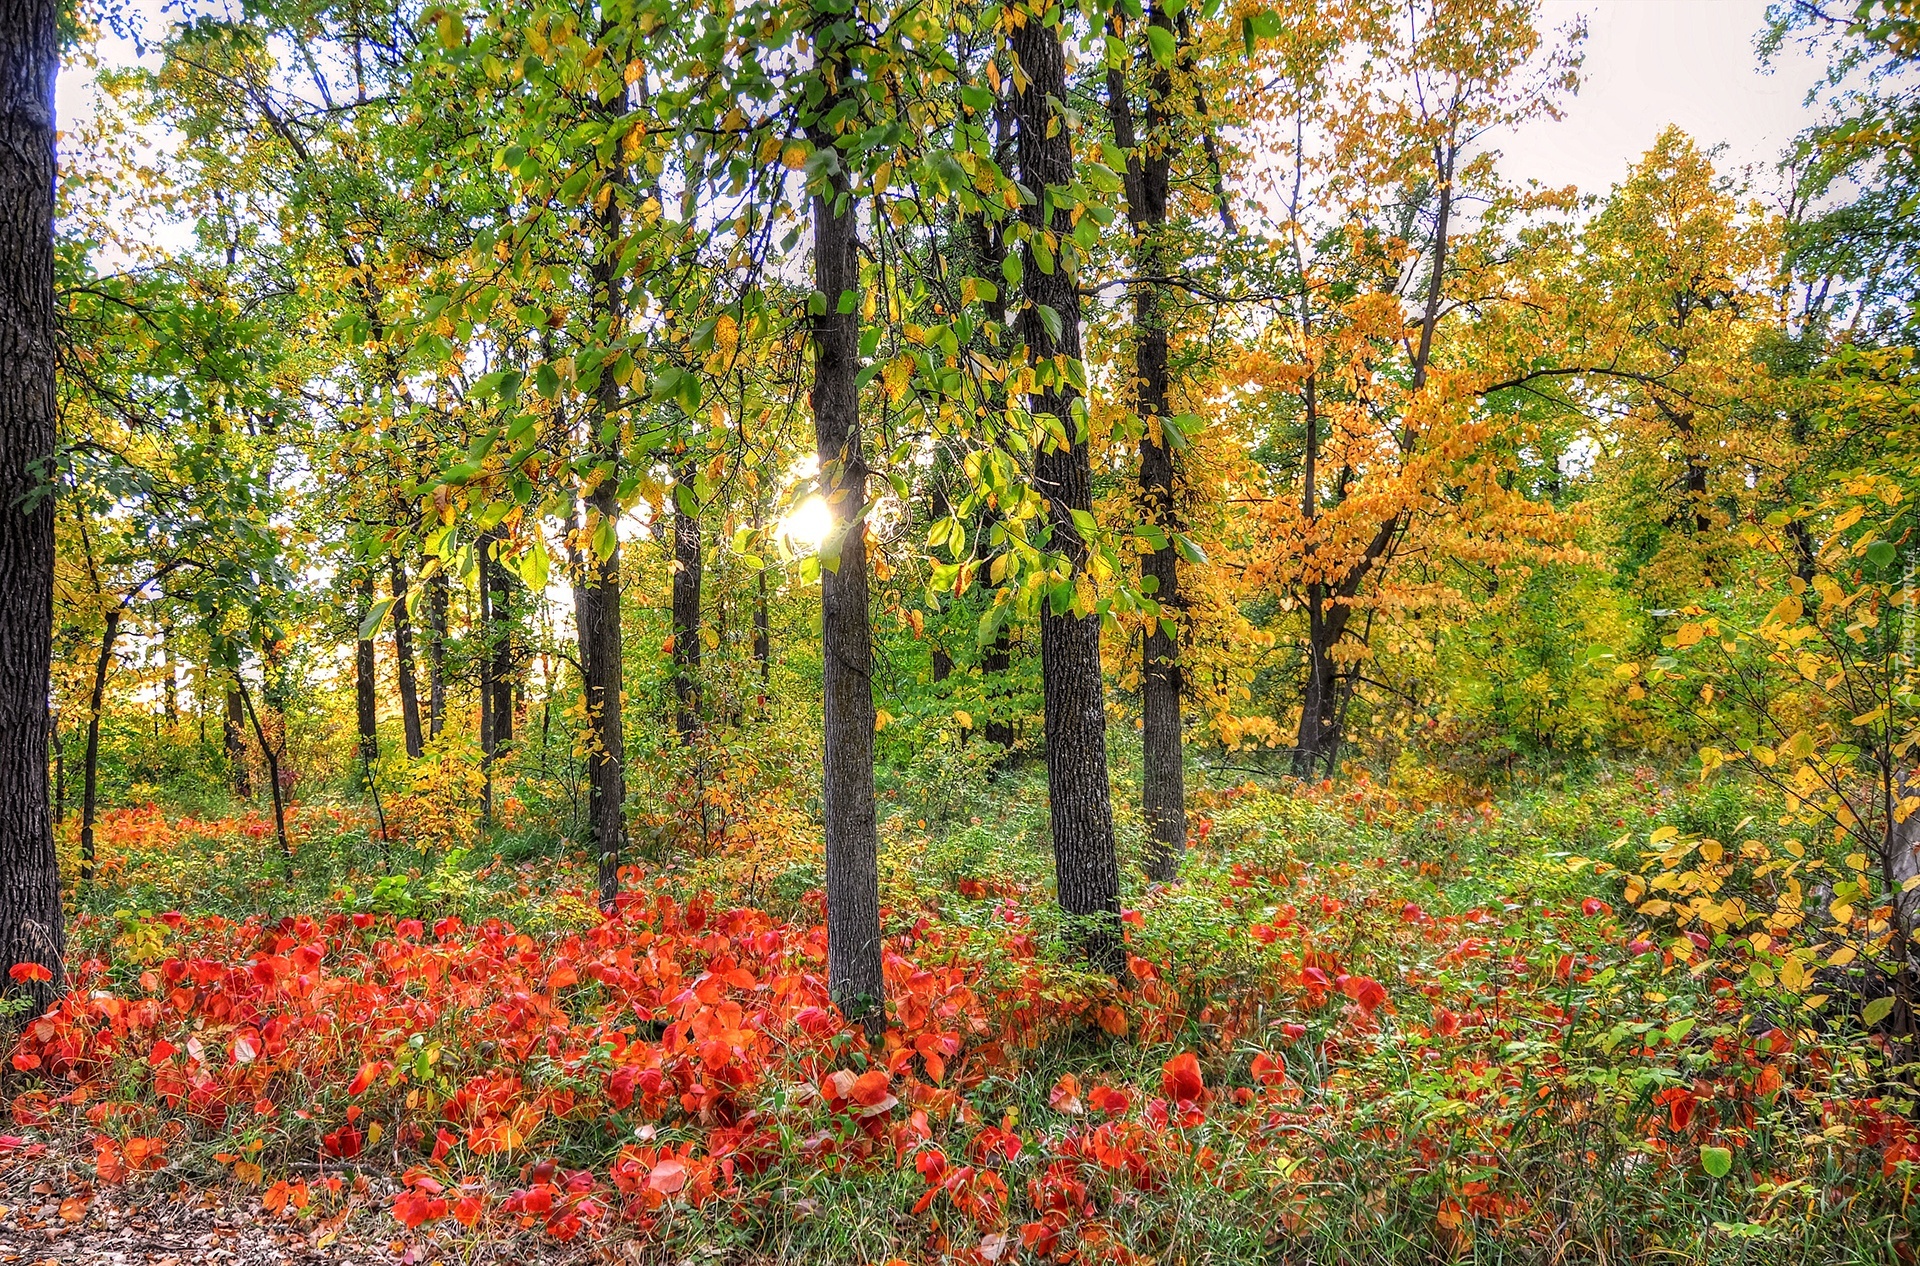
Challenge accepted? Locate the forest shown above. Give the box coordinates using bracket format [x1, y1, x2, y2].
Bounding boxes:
[0, 0, 1918, 1260]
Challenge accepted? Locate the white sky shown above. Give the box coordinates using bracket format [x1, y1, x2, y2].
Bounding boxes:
[1500, 0, 1831, 196]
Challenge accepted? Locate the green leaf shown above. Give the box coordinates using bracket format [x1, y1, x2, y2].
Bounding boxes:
[1700, 1145, 1732, 1179]
[1146, 25, 1177, 67]
[1864, 995, 1896, 1027]
[358, 596, 395, 641]
[1867, 539, 1897, 567]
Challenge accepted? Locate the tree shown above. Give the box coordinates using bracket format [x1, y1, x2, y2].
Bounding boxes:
[1105, 0, 1190, 881]
[807, 0, 885, 1034]
[0, 0, 66, 1009]
[1012, 0, 1124, 974]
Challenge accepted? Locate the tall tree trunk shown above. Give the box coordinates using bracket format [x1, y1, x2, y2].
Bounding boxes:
[808, 15, 885, 1036]
[160, 621, 178, 723]
[477, 537, 496, 818]
[1013, 10, 1124, 975]
[79, 608, 119, 888]
[426, 566, 448, 739]
[754, 565, 769, 687]
[224, 680, 251, 798]
[486, 539, 513, 749]
[390, 556, 424, 759]
[1108, 3, 1185, 881]
[671, 463, 703, 743]
[0, 0, 67, 1008]
[355, 571, 378, 781]
[579, 102, 627, 909]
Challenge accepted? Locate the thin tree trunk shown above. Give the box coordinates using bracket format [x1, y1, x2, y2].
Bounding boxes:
[754, 564, 769, 687]
[672, 462, 703, 744]
[355, 571, 378, 781]
[224, 680, 251, 798]
[808, 16, 885, 1036]
[426, 566, 448, 739]
[235, 675, 291, 866]
[1291, 144, 1450, 778]
[79, 608, 120, 888]
[487, 539, 513, 749]
[160, 621, 178, 723]
[1108, 2, 1185, 881]
[390, 556, 423, 759]
[0, 0, 67, 1010]
[477, 536, 495, 818]
[1013, 10, 1125, 976]
[52, 722, 62, 824]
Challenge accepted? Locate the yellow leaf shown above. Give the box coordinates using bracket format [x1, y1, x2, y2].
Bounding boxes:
[954, 710, 973, 730]
[874, 709, 894, 732]
[1765, 594, 1803, 626]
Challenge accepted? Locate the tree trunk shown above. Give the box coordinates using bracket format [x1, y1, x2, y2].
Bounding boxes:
[390, 556, 423, 759]
[1293, 592, 1340, 778]
[477, 536, 496, 817]
[579, 119, 627, 909]
[160, 621, 178, 723]
[1013, 10, 1125, 975]
[486, 538, 513, 749]
[355, 571, 378, 780]
[1108, 3, 1185, 881]
[235, 675, 291, 866]
[808, 20, 885, 1036]
[754, 564, 769, 687]
[224, 680, 251, 798]
[79, 607, 120, 888]
[0, 0, 67, 1009]
[426, 565, 448, 739]
[672, 462, 703, 744]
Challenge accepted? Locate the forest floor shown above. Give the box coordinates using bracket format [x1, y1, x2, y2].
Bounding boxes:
[5, 765, 1916, 1265]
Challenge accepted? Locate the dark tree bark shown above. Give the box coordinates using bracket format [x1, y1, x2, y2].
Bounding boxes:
[234, 673, 291, 866]
[159, 621, 178, 723]
[79, 608, 119, 888]
[390, 556, 423, 759]
[808, 11, 885, 1036]
[224, 680, 251, 797]
[1108, 3, 1185, 881]
[578, 122, 627, 910]
[477, 537, 496, 817]
[355, 571, 378, 779]
[0, 0, 66, 1009]
[1013, 10, 1125, 975]
[671, 461, 703, 744]
[425, 565, 448, 739]
[753, 565, 770, 686]
[486, 539, 513, 748]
